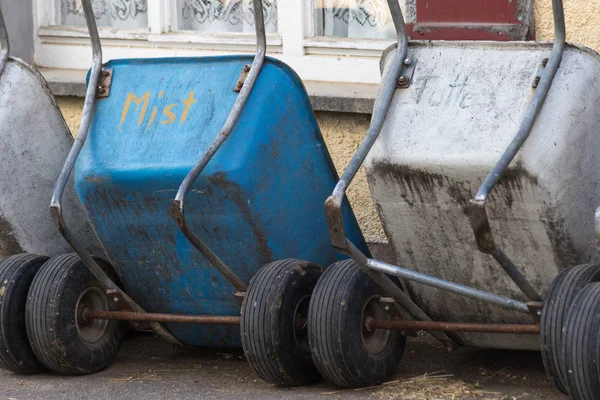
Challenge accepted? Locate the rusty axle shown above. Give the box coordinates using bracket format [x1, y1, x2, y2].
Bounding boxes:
[365, 318, 540, 334]
[83, 310, 241, 325]
[84, 310, 540, 334]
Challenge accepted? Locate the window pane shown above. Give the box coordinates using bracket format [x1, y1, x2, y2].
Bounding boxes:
[321, 0, 395, 39]
[177, 0, 278, 34]
[59, 0, 148, 28]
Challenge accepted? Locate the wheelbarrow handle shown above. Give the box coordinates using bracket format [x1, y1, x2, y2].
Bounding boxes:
[49, 0, 183, 347]
[466, 0, 565, 302]
[0, 4, 10, 78]
[50, 0, 104, 269]
[474, 0, 565, 201]
[171, 0, 267, 292]
[325, 0, 408, 253]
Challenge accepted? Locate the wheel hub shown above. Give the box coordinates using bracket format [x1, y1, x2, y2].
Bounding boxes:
[76, 286, 110, 344]
[362, 296, 391, 354]
[293, 294, 311, 354]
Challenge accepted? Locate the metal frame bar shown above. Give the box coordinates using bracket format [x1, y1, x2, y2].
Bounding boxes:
[171, 0, 267, 293]
[83, 310, 241, 325]
[324, 0, 567, 336]
[49, 0, 182, 347]
[365, 319, 540, 335]
[467, 0, 566, 303]
[325, 1, 458, 350]
[0, 4, 9, 78]
[83, 310, 540, 335]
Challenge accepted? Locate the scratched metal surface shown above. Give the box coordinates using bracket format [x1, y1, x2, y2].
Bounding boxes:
[0, 58, 104, 260]
[367, 42, 600, 350]
[75, 56, 367, 347]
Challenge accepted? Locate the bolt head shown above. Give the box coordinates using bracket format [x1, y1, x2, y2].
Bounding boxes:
[398, 76, 409, 85]
[113, 297, 119, 303]
[404, 58, 412, 66]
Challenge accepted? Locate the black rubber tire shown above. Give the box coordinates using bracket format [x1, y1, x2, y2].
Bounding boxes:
[0, 254, 48, 373]
[241, 259, 323, 386]
[563, 282, 600, 400]
[540, 264, 600, 394]
[25, 253, 125, 375]
[308, 260, 406, 388]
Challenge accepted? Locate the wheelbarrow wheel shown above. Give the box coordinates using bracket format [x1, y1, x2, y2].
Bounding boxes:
[308, 260, 406, 388]
[563, 282, 600, 400]
[0, 254, 48, 374]
[25, 253, 125, 375]
[540, 264, 600, 394]
[240, 259, 323, 386]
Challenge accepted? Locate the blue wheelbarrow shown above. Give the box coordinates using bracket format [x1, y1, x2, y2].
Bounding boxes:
[309, 0, 600, 398]
[0, 0, 367, 385]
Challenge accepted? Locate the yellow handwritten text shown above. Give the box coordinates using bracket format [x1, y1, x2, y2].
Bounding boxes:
[119, 91, 198, 130]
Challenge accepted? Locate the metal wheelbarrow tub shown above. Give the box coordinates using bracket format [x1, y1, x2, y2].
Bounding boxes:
[0, 48, 103, 260]
[366, 41, 600, 351]
[73, 56, 367, 347]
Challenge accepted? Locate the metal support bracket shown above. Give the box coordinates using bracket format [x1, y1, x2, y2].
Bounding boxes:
[397, 58, 417, 88]
[233, 64, 252, 93]
[532, 57, 549, 88]
[235, 291, 246, 306]
[106, 288, 149, 330]
[106, 288, 129, 311]
[527, 301, 543, 324]
[97, 68, 113, 98]
[531, 58, 548, 89]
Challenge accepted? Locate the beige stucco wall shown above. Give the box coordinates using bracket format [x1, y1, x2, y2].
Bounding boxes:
[56, 97, 386, 242]
[534, 0, 600, 51]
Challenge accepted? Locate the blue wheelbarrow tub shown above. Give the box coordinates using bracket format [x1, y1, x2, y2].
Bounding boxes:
[75, 56, 367, 347]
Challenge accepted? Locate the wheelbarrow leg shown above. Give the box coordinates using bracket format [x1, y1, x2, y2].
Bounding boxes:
[49, 0, 182, 348]
[322, 0, 458, 350]
[171, 0, 266, 293]
[347, 241, 460, 349]
[467, 0, 567, 303]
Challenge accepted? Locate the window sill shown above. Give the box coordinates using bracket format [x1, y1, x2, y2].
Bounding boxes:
[40, 68, 377, 114]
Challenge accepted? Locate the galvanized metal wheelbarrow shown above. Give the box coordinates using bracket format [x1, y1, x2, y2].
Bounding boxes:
[0, 0, 367, 385]
[309, 0, 600, 397]
[0, 9, 102, 261]
[0, 6, 106, 374]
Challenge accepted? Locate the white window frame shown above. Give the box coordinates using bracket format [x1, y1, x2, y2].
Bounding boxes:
[33, 0, 407, 84]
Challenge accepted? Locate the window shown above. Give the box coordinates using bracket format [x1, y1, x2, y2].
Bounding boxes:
[175, 0, 278, 33]
[58, 0, 149, 28]
[316, 0, 395, 40]
[34, 0, 533, 85]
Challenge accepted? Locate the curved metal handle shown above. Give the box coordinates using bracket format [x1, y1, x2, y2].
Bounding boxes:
[49, 0, 183, 346]
[466, 0, 566, 302]
[325, 0, 409, 253]
[474, 0, 565, 202]
[0, 4, 10, 78]
[171, 0, 267, 292]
